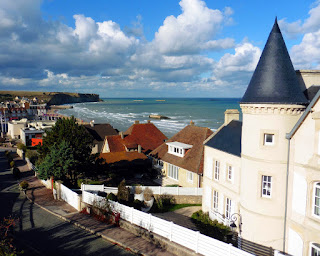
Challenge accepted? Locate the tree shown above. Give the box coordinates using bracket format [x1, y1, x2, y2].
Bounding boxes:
[38, 116, 95, 176]
[37, 140, 78, 182]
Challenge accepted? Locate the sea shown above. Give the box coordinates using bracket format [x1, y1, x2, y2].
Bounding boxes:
[57, 98, 241, 138]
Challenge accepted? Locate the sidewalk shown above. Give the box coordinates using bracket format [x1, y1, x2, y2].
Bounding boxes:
[18, 162, 175, 256]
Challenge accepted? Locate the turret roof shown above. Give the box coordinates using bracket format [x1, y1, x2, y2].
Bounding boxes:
[241, 19, 309, 105]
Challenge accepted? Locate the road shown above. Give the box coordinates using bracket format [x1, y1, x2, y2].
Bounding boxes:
[0, 150, 134, 256]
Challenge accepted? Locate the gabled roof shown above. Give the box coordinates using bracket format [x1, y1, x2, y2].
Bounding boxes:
[205, 120, 242, 157]
[123, 122, 168, 154]
[150, 125, 213, 174]
[84, 123, 118, 143]
[100, 152, 148, 164]
[106, 135, 126, 152]
[241, 19, 308, 105]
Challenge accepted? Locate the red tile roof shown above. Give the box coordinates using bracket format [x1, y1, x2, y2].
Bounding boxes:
[123, 122, 168, 154]
[150, 125, 213, 174]
[106, 135, 126, 152]
[100, 152, 148, 164]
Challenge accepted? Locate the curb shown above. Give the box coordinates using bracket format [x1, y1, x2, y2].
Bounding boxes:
[24, 191, 145, 256]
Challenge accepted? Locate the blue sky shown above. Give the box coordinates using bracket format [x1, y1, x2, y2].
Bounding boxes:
[0, 0, 319, 97]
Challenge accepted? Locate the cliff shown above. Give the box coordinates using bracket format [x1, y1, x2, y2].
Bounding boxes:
[47, 93, 100, 105]
[0, 91, 101, 105]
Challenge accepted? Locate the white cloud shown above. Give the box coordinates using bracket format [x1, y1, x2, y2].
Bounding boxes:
[278, 1, 320, 69]
[279, 1, 320, 37]
[0, 0, 258, 97]
[211, 42, 261, 87]
[291, 30, 320, 69]
[153, 0, 234, 55]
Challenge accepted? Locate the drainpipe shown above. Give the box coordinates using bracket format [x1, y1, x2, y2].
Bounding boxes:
[283, 137, 291, 253]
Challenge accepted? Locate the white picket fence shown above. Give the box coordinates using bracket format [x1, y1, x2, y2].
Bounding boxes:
[60, 184, 81, 210]
[82, 191, 252, 256]
[81, 184, 203, 196]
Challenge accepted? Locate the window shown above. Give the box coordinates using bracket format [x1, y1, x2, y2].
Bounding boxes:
[227, 165, 233, 182]
[213, 190, 219, 211]
[262, 175, 272, 198]
[214, 160, 220, 180]
[187, 171, 193, 183]
[264, 133, 274, 145]
[167, 142, 192, 157]
[225, 197, 232, 219]
[314, 183, 320, 217]
[168, 164, 179, 180]
[311, 243, 320, 256]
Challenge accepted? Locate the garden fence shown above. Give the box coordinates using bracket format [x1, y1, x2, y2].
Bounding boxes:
[81, 184, 203, 196]
[60, 184, 81, 210]
[82, 190, 252, 256]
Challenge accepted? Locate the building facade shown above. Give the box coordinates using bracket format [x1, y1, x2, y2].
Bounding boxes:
[202, 20, 320, 255]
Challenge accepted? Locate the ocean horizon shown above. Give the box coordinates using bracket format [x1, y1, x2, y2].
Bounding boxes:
[58, 97, 242, 138]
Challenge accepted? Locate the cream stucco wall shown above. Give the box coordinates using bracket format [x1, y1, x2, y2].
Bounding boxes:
[162, 161, 201, 188]
[202, 145, 241, 228]
[240, 104, 305, 250]
[287, 97, 320, 255]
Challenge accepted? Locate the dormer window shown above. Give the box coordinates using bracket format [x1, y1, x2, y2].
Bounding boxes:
[166, 142, 192, 157]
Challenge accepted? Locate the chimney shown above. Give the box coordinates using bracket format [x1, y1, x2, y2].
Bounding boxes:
[134, 120, 139, 124]
[190, 120, 195, 126]
[138, 144, 142, 153]
[224, 109, 240, 125]
[147, 120, 151, 123]
[119, 131, 124, 139]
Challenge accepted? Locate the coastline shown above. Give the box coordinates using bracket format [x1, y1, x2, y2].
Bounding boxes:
[47, 107, 88, 125]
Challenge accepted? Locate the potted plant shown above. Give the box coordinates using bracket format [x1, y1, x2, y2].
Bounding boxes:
[134, 185, 144, 201]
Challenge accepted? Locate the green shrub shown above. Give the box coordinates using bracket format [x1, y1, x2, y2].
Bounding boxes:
[25, 150, 39, 164]
[107, 193, 117, 201]
[12, 167, 20, 179]
[191, 210, 230, 242]
[9, 161, 15, 168]
[98, 191, 108, 197]
[17, 143, 27, 152]
[117, 179, 130, 202]
[143, 187, 153, 201]
[155, 194, 175, 211]
[133, 199, 144, 210]
[165, 184, 179, 187]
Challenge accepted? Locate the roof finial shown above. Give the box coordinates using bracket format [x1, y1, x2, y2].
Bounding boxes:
[275, 16, 278, 23]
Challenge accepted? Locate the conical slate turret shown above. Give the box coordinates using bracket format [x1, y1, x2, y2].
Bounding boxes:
[241, 19, 308, 105]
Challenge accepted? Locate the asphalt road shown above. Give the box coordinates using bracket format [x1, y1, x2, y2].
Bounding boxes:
[0, 150, 134, 256]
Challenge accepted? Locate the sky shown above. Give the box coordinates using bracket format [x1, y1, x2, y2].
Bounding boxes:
[0, 0, 320, 98]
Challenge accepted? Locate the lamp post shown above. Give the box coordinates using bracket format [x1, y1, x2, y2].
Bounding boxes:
[229, 213, 242, 249]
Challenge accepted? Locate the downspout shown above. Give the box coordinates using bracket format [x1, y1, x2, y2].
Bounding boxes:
[283, 137, 291, 253]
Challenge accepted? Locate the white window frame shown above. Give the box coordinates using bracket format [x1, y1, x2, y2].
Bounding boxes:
[214, 160, 220, 181]
[313, 182, 320, 218]
[262, 175, 272, 198]
[225, 197, 232, 219]
[227, 165, 233, 183]
[264, 133, 274, 146]
[187, 171, 194, 183]
[168, 164, 179, 180]
[311, 243, 320, 256]
[213, 190, 219, 211]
